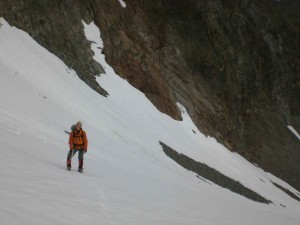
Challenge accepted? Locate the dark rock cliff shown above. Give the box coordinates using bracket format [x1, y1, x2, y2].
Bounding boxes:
[0, 0, 108, 96]
[1, 0, 299, 190]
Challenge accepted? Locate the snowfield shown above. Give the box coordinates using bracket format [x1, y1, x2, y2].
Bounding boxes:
[0, 18, 299, 225]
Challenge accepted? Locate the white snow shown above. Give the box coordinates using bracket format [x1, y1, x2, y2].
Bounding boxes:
[0, 18, 300, 225]
[287, 125, 300, 141]
[118, 0, 126, 8]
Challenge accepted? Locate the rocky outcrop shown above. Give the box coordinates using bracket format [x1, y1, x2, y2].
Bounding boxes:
[0, 0, 108, 96]
[85, 0, 183, 119]
[0, 0, 299, 190]
[160, 142, 272, 204]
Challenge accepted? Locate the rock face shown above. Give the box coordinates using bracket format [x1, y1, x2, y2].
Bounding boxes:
[277, 0, 300, 28]
[0, 0, 108, 96]
[1, 0, 299, 190]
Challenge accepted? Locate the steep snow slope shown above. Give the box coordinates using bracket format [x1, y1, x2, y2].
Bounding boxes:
[0, 18, 299, 225]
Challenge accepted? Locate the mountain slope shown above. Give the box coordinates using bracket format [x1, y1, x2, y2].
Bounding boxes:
[0, 18, 300, 225]
[1, 0, 299, 191]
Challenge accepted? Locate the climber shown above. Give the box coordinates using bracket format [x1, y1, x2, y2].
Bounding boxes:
[66, 121, 88, 173]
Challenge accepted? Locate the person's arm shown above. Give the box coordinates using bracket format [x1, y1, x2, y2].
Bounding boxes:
[83, 131, 88, 152]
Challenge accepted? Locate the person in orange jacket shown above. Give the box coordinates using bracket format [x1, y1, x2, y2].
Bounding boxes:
[66, 121, 88, 172]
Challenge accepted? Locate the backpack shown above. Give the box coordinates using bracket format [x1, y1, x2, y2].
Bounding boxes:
[72, 129, 85, 149]
[71, 124, 76, 131]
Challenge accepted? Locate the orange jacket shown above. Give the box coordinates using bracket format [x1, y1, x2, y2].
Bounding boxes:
[69, 129, 88, 151]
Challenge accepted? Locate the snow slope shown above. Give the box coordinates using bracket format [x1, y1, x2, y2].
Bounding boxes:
[0, 18, 299, 225]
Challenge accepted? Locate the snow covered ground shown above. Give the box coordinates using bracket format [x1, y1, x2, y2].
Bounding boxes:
[0, 18, 299, 225]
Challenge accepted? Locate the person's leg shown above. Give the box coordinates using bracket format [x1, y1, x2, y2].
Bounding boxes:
[67, 149, 78, 167]
[78, 150, 84, 170]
